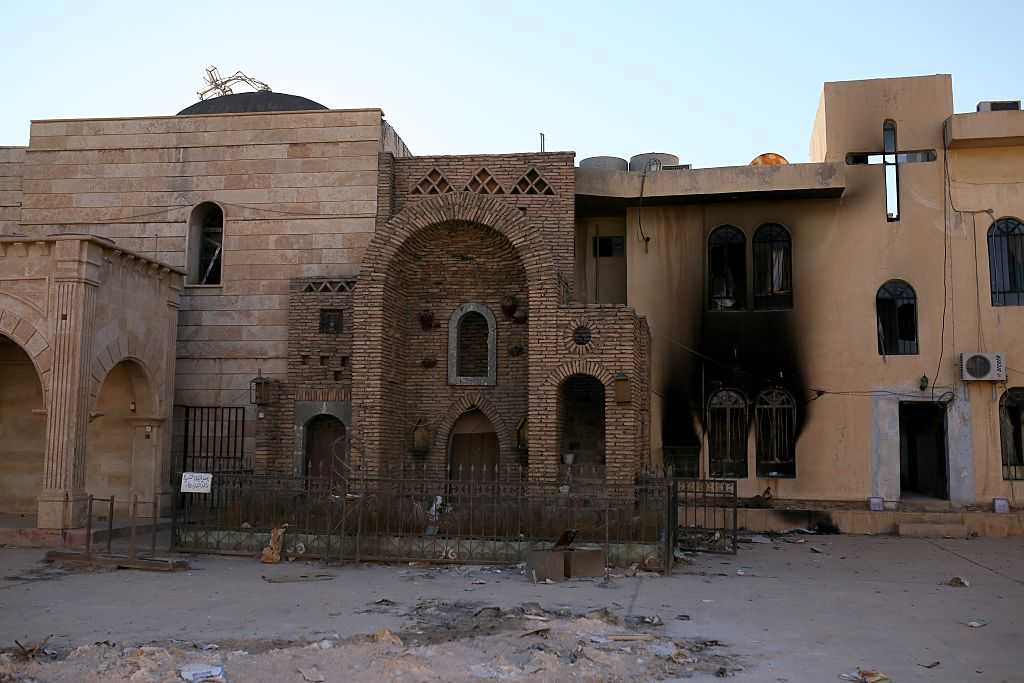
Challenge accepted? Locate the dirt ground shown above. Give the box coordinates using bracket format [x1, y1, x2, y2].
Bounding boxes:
[0, 534, 1021, 682]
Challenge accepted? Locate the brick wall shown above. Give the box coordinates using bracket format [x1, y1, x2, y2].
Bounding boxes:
[353, 152, 652, 484]
[255, 277, 355, 473]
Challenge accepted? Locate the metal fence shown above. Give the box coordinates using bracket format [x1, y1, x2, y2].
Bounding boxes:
[171, 465, 737, 569]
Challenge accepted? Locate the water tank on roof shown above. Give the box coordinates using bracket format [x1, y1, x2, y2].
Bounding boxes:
[629, 152, 679, 173]
[579, 156, 629, 171]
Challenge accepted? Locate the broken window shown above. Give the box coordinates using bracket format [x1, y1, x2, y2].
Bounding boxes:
[708, 226, 746, 310]
[755, 389, 797, 478]
[1001, 388, 1024, 480]
[707, 388, 748, 478]
[988, 217, 1024, 306]
[876, 279, 918, 355]
[753, 223, 793, 310]
[186, 202, 224, 285]
[593, 235, 625, 258]
[319, 309, 343, 334]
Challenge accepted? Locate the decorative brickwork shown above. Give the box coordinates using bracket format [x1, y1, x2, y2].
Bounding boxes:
[353, 154, 651, 484]
[255, 277, 355, 474]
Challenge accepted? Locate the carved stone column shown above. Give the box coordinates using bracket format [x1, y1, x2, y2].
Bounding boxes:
[37, 240, 101, 529]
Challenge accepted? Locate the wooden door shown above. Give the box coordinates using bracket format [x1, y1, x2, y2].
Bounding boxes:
[449, 432, 499, 480]
[305, 415, 346, 479]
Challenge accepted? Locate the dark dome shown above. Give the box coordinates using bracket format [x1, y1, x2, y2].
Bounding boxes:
[177, 91, 328, 116]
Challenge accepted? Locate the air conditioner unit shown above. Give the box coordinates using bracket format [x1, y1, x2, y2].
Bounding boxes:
[960, 352, 1006, 381]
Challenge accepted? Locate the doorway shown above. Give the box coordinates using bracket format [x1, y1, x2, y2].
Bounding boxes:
[899, 402, 948, 500]
[448, 410, 499, 480]
[304, 415, 346, 479]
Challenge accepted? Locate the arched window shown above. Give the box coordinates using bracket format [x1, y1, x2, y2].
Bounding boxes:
[1000, 388, 1024, 480]
[448, 303, 496, 385]
[708, 226, 746, 310]
[988, 217, 1024, 306]
[755, 389, 797, 478]
[187, 202, 224, 285]
[707, 388, 748, 478]
[753, 223, 793, 309]
[876, 279, 918, 355]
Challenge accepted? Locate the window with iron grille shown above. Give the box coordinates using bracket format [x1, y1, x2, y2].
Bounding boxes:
[755, 389, 797, 478]
[708, 226, 747, 311]
[319, 309, 343, 334]
[876, 279, 918, 355]
[1001, 388, 1024, 480]
[707, 388, 748, 478]
[988, 217, 1024, 306]
[753, 224, 793, 310]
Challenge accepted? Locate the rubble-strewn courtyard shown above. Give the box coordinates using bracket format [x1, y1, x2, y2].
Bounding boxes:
[1, 535, 1021, 682]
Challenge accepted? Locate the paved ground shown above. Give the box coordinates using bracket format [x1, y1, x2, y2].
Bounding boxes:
[0, 534, 1021, 681]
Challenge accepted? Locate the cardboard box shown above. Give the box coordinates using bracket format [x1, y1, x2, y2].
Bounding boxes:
[526, 549, 567, 582]
[564, 547, 605, 578]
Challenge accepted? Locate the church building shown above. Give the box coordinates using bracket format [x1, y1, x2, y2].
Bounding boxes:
[0, 73, 1022, 533]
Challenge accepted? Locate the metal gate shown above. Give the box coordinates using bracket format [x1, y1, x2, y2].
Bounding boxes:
[177, 406, 247, 473]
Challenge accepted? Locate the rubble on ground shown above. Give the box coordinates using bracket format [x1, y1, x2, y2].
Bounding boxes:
[0, 601, 742, 682]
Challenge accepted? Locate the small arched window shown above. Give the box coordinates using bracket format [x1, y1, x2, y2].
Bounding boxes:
[1000, 388, 1024, 480]
[753, 223, 793, 309]
[876, 279, 918, 355]
[988, 217, 1024, 306]
[707, 388, 748, 478]
[708, 226, 746, 310]
[755, 389, 797, 478]
[187, 202, 224, 285]
[448, 303, 496, 386]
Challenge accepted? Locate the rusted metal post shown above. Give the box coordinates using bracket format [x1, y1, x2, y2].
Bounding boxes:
[106, 496, 115, 555]
[129, 494, 138, 560]
[85, 496, 94, 557]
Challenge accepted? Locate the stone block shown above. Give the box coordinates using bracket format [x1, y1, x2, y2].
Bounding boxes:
[897, 523, 969, 538]
[525, 549, 567, 582]
[564, 547, 605, 578]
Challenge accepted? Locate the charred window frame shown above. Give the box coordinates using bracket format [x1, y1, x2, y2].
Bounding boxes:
[755, 389, 797, 478]
[988, 217, 1024, 306]
[707, 388, 748, 479]
[876, 279, 918, 356]
[1001, 388, 1024, 480]
[186, 202, 224, 286]
[753, 223, 793, 310]
[708, 226, 747, 311]
[319, 309, 343, 334]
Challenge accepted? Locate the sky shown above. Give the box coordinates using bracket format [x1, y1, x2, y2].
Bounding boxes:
[1, 1, 1020, 168]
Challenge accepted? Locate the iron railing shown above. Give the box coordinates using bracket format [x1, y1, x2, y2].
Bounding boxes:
[171, 464, 738, 568]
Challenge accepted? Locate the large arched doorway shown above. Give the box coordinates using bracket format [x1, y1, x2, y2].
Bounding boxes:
[305, 414, 347, 479]
[448, 409, 499, 480]
[0, 335, 46, 516]
[85, 360, 156, 514]
[558, 374, 607, 473]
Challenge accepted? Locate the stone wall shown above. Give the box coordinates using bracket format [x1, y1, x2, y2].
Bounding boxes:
[17, 110, 405, 461]
[0, 148, 23, 235]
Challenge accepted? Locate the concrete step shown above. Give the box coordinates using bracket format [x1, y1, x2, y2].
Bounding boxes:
[898, 522, 969, 538]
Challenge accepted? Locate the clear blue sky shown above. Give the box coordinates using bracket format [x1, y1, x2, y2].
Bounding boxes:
[2, 1, 1020, 167]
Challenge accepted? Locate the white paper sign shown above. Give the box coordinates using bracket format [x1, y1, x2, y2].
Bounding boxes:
[181, 472, 213, 494]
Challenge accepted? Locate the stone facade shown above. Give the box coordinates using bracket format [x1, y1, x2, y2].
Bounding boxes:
[3, 73, 1021, 530]
[0, 236, 180, 527]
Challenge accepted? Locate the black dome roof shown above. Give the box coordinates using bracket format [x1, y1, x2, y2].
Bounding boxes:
[177, 91, 328, 116]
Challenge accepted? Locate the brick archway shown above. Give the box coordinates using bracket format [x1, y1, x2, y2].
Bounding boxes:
[353, 192, 559, 473]
[433, 392, 514, 458]
[544, 359, 615, 388]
